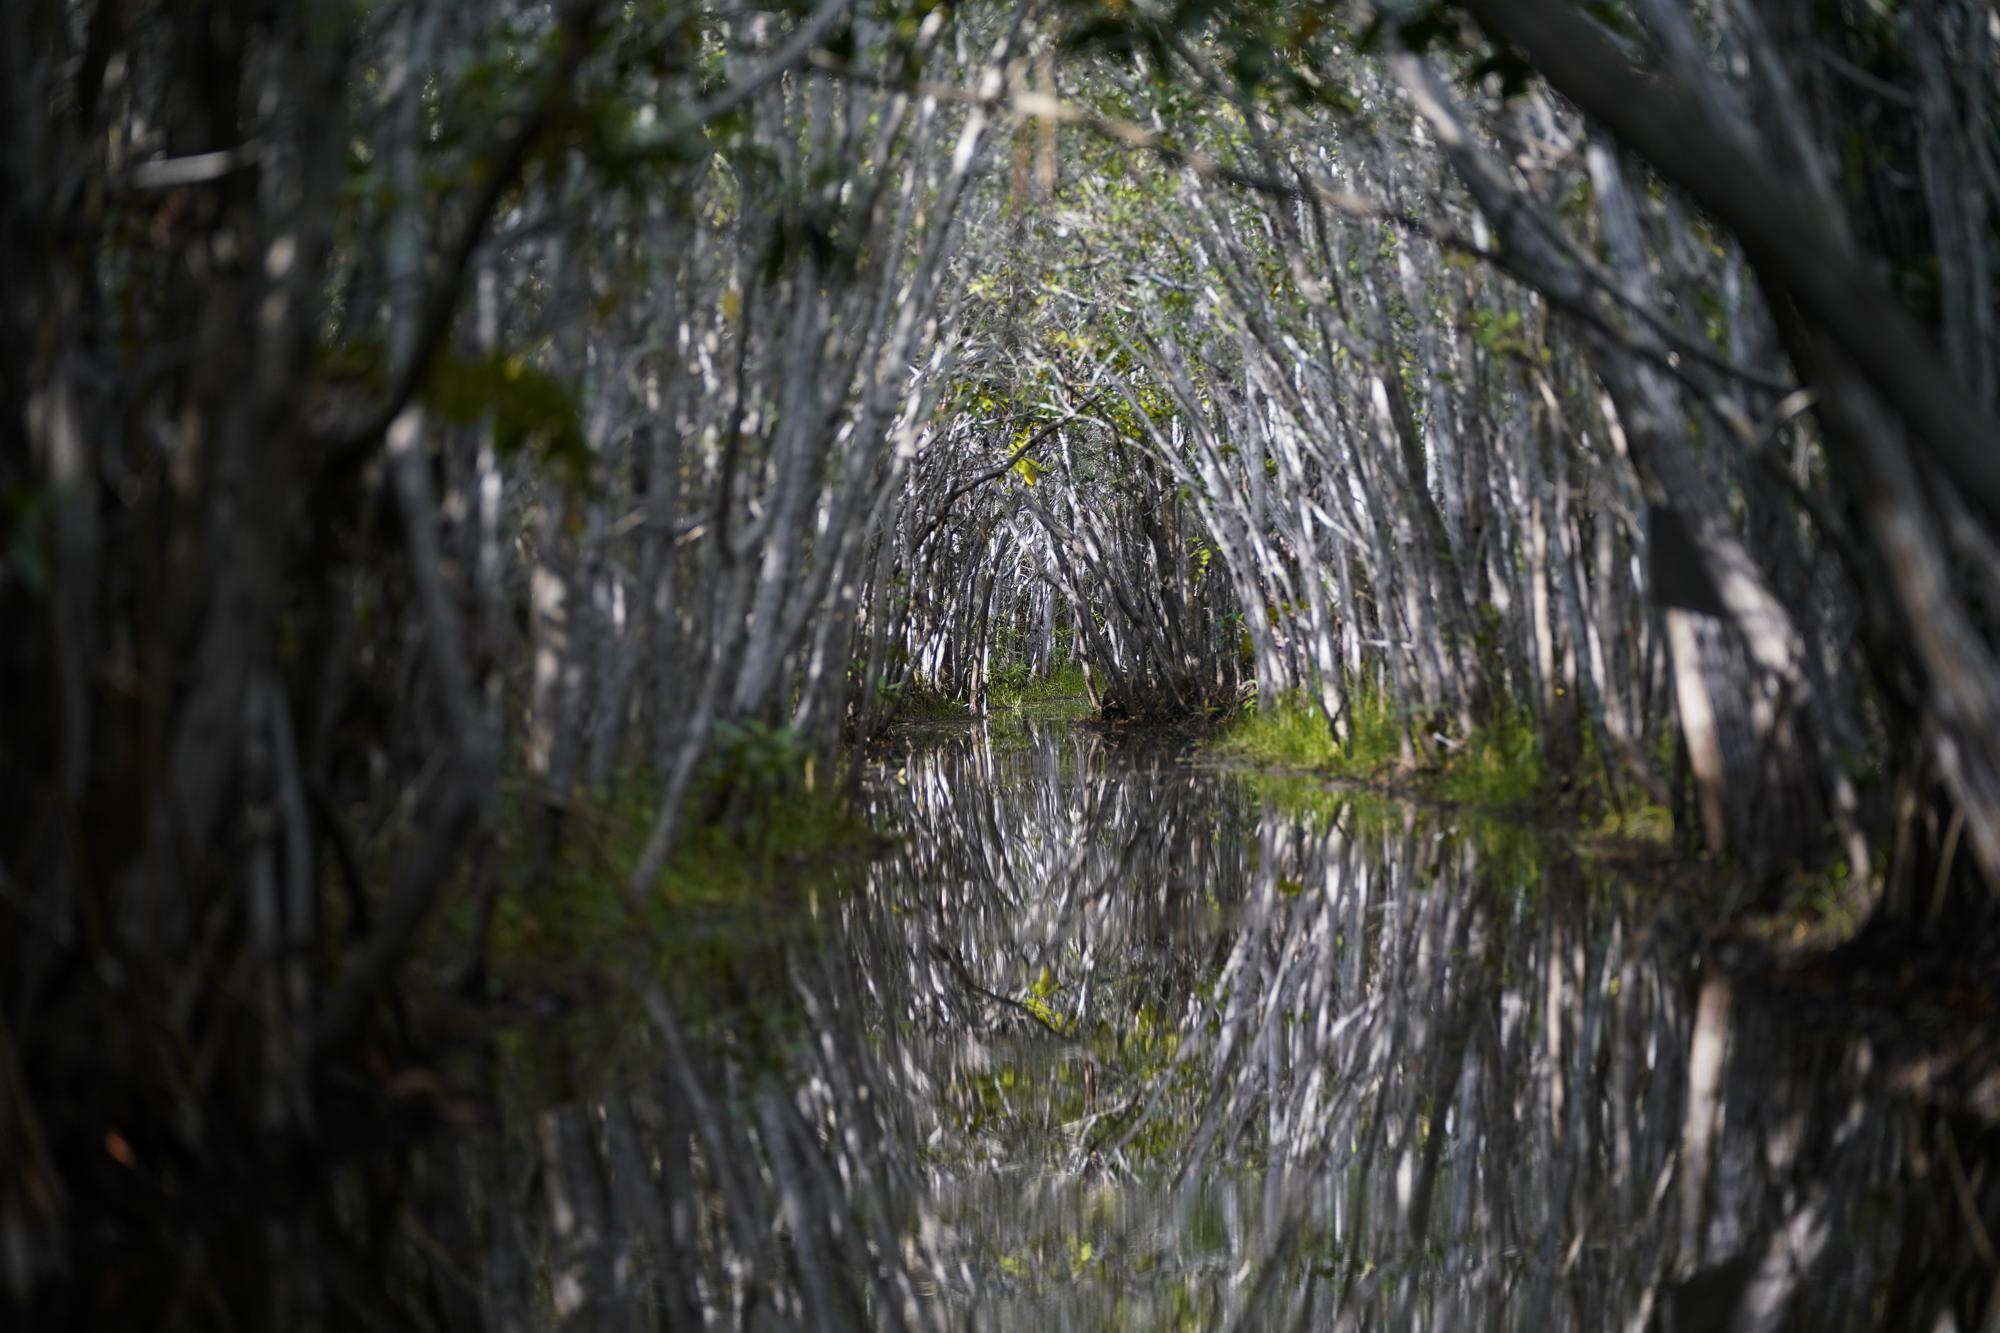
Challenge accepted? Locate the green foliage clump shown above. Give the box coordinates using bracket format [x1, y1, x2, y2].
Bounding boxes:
[989, 660, 1093, 715]
[1773, 858, 1863, 937]
[425, 349, 592, 489]
[882, 661, 1094, 725]
[1217, 684, 1557, 818]
[1432, 704, 1544, 806]
[419, 721, 881, 1106]
[698, 720, 854, 838]
[315, 335, 593, 489]
[1215, 696, 1344, 769]
[475, 756, 866, 977]
[1569, 725, 1675, 848]
[1213, 680, 1403, 775]
[886, 682, 973, 723]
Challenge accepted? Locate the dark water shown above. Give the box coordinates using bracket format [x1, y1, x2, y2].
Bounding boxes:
[385, 722, 1996, 1330]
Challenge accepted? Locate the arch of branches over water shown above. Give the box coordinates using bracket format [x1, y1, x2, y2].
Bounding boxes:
[902, 0, 2000, 920]
[3, 0, 1998, 1312]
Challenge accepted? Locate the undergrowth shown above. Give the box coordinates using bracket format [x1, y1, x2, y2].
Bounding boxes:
[988, 660, 1092, 714]
[884, 681, 972, 722]
[886, 660, 1095, 722]
[1214, 684, 1396, 771]
[1432, 705, 1545, 805]
[1214, 683, 1688, 892]
[1213, 681, 1548, 814]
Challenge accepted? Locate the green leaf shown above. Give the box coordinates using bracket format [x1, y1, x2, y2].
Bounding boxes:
[423, 350, 592, 489]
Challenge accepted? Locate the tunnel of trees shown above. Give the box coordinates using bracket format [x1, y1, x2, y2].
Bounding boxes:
[4, 0, 2000, 1326]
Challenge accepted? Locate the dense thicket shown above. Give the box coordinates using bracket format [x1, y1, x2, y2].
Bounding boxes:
[4, 0, 1998, 1320]
[912, 1, 2000, 921]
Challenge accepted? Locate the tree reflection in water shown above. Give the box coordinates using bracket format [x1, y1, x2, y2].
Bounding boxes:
[432, 721, 1993, 1331]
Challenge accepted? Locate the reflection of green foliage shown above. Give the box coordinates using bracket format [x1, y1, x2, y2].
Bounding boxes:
[419, 741, 876, 1111]
[1591, 801, 1673, 846]
[1216, 685, 1555, 816]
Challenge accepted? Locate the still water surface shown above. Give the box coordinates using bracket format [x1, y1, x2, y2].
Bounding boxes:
[455, 720, 1992, 1331]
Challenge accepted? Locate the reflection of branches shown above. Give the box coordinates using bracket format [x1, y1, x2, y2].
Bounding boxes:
[830, 726, 1970, 1327]
[928, 942, 1075, 1042]
[910, 389, 1116, 561]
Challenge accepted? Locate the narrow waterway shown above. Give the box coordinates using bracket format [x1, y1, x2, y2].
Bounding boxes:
[434, 720, 1988, 1331]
